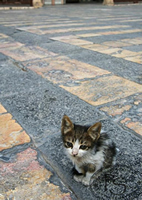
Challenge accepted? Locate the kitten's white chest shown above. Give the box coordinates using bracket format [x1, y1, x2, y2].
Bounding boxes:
[71, 150, 105, 173]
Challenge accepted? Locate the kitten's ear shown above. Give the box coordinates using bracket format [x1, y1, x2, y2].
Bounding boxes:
[87, 122, 101, 141]
[61, 115, 74, 135]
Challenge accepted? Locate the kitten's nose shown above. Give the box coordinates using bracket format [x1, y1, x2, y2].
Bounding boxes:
[72, 149, 78, 156]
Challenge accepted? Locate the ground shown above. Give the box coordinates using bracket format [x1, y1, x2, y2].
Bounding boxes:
[0, 4, 142, 200]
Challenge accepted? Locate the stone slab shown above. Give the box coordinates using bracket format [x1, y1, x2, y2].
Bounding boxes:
[66, 49, 142, 84]
[99, 93, 142, 136]
[61, 75, 142, 106]
[23, 56, 110, 85]
[0, 5, 142, 200]
[0, 147, 74, 200]
[0, 45, 57, 62]
[0, 104, 30, 151]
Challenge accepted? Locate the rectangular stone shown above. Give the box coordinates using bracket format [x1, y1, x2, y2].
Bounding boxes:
[0, 33, 8, 39]
[121, 37, 142, 45]
[0, 104, 7, 114]
[60, 38, 93, 46]
[81, 44, 109, 51]
[24, 56, 110, 84]
[0, 113, 30, 151]
[0, 46, 57, 61]
[102, 41, 132, 48]
[124, 56, 142, 64]
[114, 50, 138, 58]
[0, 42, 24, 49]
[40, 25, 130, 35]
[61, 75, 142, 106]
[77, 33, 101, 37]
[97, 48, 122, 55]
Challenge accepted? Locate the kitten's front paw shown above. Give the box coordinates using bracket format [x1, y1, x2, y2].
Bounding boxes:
[82, 178, 90, 186]
[73, 175, 83, 183]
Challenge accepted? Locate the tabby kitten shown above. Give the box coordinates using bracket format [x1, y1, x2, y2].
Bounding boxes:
[61, 115, 116, 186]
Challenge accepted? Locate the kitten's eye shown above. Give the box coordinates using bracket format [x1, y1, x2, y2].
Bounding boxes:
[80, 145, 88, 150]
[66, 142, 73, 148]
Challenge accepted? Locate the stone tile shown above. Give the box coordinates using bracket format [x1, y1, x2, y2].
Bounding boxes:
[60, 38, 93, 46]
[50, 35, 78, 41]
[102, 41, 132, 48]
[98, 48, 122, 55]
[0, 46, 57, 61]
[100, 105, 132, 116]
[40, 25, 130, 35]
[0, 104, 7, 114]
[0, 33, 8, 39]
[119, 29, 142, 34]
[101, 31, 121, 35]
[61, 75, 142, 106]
[120, 118, 142, 136]
[51, 35, 93, 46]
[126, 121, 142, 136]
[77, 33, 101, 37]
[24, 56, 110, 84]
[99, 93, 142, 136]
[0, 148, 72, 200]
[0, 41, 24, 50]
[77, 29, 141, 38]
[0, 112, 30, 151]
[121, 37, 142, 45]
[121, 19, 142, 22]
[19, 23, 84, 30]
[81, 44, 109, 51]
[114, 50, 138, 58]
[124, 55, 142, 64]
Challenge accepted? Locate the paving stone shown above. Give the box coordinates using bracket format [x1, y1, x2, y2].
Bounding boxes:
[99, 93, 142, 136]
[55, 38, 93, 46]
[61, 75, 142, 106]
[77, 33, 101, 37]
[0, 148, 73, 200]
[81, 43, 109, 51]
[0, 45, 57, 62]
[22, 25, 129, 35]
[121, 37, 142, 45]
[0, 5, 142, 200]
[100, 105, 132, 116]
[0, 41, 24, 49]
[114, 49, 139, 58]
[0, 104, 30, 151]
[0, 103, 7, 114]
[0, 33, 8, 39]
[23, 56, 110, 84]
[102, 41, 132, 47]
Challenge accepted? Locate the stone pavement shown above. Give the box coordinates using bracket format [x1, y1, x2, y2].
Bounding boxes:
[0, 4, 142, 200]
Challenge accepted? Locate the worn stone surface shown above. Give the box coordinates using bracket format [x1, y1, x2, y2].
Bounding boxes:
[0, 45, 57, 62]
[0, 148, 72, 200]
[99, 93, 142, 136]
[0, 104, 30, 151]
[0, 4, 142, 200]
[24, 56, 110, 85]
[61, 75, 142, 106]
[0, 103, 7, 114]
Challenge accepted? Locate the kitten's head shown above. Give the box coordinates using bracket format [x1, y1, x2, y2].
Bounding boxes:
[61, 115, 101, 158]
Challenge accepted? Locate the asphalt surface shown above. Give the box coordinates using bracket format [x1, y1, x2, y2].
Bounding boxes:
[0, 4, 142, 200]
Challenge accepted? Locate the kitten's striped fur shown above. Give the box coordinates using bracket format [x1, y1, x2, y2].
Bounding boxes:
[61, 115, 116, 186]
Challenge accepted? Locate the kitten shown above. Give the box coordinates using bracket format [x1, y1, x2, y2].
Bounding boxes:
[61, 115, 116, 186]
